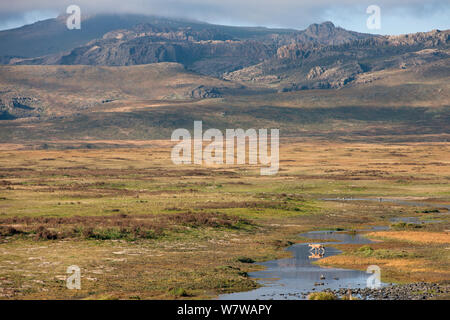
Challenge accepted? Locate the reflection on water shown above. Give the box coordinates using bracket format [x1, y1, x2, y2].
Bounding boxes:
[219, 198, 448, 300]
[219, 229, 386, 300]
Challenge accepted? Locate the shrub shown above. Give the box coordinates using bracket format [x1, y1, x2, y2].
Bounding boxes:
[236, 257, 255, 263]
[34, 226, 59, 240]
[308, 292, 338, 300]
[356, 245, 414, 259]
[390, 222, 423, 230]
[358, 245, 374, 256]
[168, 288, 189, 297]
[0, 226, 24, 237]
[421, 209, 439, 213]
[0, 212, 249, 241]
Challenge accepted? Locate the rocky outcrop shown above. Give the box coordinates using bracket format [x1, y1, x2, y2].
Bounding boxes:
[223, 63, 280, 83]
[305, 63, 363, 89]
[276, 43, 309, 60]
[102, 24, 235, 42]
[307, 66, 325, 79]
[321, 282, 450, 300]
[386, 29, 449, 47]
[229, 28, 449, 91]
[7, 20, 375, 77]
[189, 85, 222, 98]
[4, 16, 449, 92]
[0, 96, 43, 119]
[18, 32, 276, 77]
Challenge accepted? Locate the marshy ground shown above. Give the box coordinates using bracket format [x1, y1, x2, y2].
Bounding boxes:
[0, 140, 449, 299]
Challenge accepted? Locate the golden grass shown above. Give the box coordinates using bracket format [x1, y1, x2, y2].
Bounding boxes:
[0, 140, 448, 298]
[0, 63, 236, 116]
[367, 231, 450, 244]
[317, 251, 450, 283]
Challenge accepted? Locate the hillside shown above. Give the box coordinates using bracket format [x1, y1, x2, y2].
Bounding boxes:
[7, 18, 448, 92]
[0, 59, 448, 145]
[7, 19, 376, 77]
[0, 17, 449, 145]
[224, 29, 450, 91]
[0, 63, 240, 120]
[0, 14, 297, 64]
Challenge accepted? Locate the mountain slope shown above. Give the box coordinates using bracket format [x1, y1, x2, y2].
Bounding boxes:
[224, 29, 450, 91]
[0, 58, 448, 144]
[7, 20, 376, 77]
[0, 18, 449, 145]
[0, 14, 191, 60]
[0, 14, 297, 64]
[9, 18, 448, 90]
[0, 63, 240, 120]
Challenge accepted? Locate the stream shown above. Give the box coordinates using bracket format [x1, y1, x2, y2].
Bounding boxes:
[219, 198, 449, 300]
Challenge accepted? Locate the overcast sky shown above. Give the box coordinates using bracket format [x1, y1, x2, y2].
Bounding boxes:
[0, 0, 449, 34]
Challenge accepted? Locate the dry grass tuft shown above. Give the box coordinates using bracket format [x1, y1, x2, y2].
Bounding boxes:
[367, 231, 450, 244]
[0, 212, 253, 241]
[308, 291, 338, 300]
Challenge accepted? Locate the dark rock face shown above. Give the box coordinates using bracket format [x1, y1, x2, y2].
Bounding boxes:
[3, 16, 449, 91]
[51, 36, 276, 77]
[301, 21, 372, 45]
[266, 21, 376, 49]
[275, 29, 449, 66]
[0, 100, 16, 120]
[231, 28, 450, 91]
[7, 20, 373, 78]
[0, 96, 42, 119]
[189, 86, 222, 99]
[305, 21, 336, 36]
[0, 14, 240, 59]
[12, 98, 36, 110]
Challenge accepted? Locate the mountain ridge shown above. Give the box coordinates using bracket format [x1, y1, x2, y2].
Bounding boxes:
[4, 18, 383, 79]
[4, 16, 448, 92]
[0, 13, 297, 61]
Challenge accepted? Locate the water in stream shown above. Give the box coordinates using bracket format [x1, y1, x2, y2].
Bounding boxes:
[219, 198, 448, 300]
[219, 228, 387, 300]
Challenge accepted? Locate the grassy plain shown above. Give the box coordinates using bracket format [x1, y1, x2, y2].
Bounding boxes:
[0, 140, 449, 299]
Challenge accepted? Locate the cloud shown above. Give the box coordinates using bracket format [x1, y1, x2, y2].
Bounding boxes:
[0, 0, 449, 34]
[0, 10, 58, 30]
